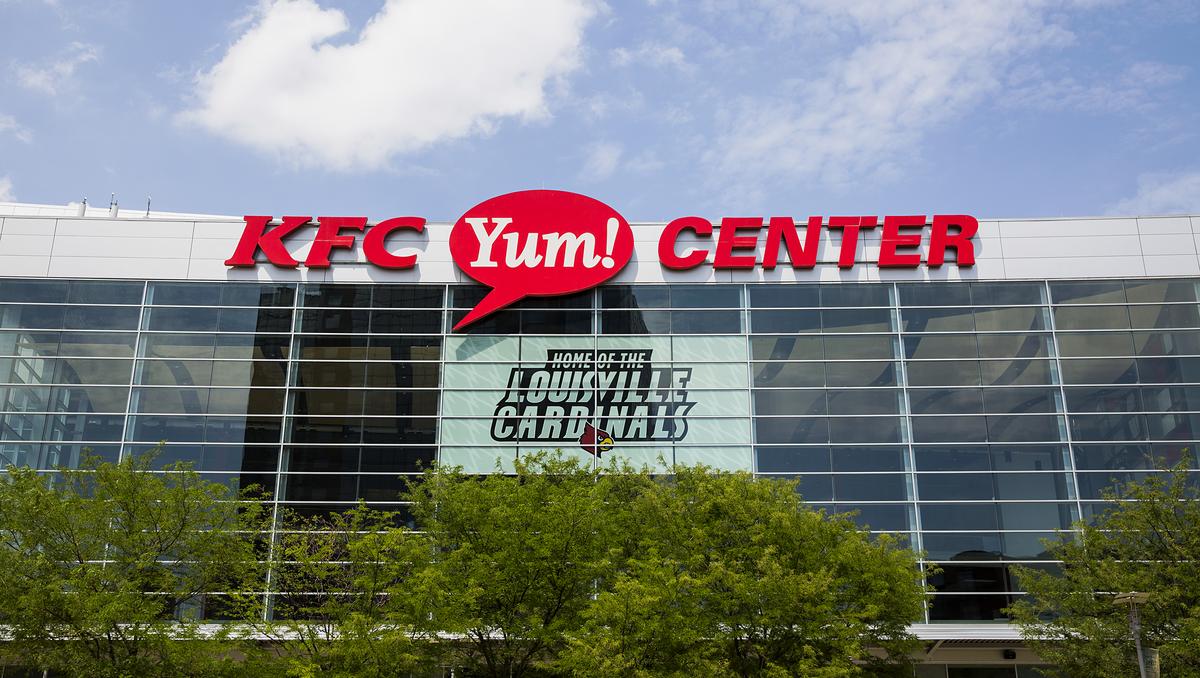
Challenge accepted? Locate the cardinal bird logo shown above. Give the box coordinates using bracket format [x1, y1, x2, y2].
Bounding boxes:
[579, 423, 614, 457]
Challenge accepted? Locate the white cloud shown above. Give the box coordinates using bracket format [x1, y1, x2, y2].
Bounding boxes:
[1109, 172, 1200, 215]
[1005, 60, 1188, 113]
[705, 1, 1079, 194]
[611, 43, 688, 70]
[0, 114, 32, 143]
[579, 141, 623, 181]
[0, 176, 14, 202]
[14, 42, 100, 96]
[180, 0, 598, 171]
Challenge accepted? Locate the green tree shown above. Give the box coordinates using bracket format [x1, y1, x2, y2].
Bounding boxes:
[560, 465, 926, 678]
[405, 451, 654, 678]
[0, 451, 266, 678]
[248, 503, 439, 678]
[1008, 464, 1200, 677]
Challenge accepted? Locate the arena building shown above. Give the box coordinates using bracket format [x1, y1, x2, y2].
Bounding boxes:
[2, 193, 1198, 676]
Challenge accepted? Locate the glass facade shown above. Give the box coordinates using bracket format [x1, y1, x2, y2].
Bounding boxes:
[1, 276, 1198, 623]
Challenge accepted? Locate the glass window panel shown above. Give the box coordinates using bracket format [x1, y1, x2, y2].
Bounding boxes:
[143, 333, 216, 360]
[820, 283, 890, 307]
[977, 333, 1050, 359]
[825, 362, 895, 387]
[914, 446, 991, 471]
[750, 309, 820, 333]
[920, 504, 998, 531]
[1050, 280, 1125, 304]
[826, 389, 900, 415]
[287, 446, 360, 472]
[753, 362, 823, 387]
[361, 417, 437, 444]
[58, 332, 137, 358]
[1002, 532, 1059, 560]
[601, 310, 671, 334]
[51, 385, 129, 412]
[671, 310, 740, 334]
[1053, 306, 1130, 330]
[1134, 330, 1200, 356]
[295, 361, 366, 388]
[912, 415, 987, 443]
[216, 308, 292, 333]
[754, 417, 828, 444]
[991, 445, 1066, 471]
[919, 473, 994, 500]
[980, 358, 1055, 386]
[984, 387, 1058, 414]
[300, 309, 369, 333]
[793, 474, 833, 501]
[751, 335, 822, 361]
[56, 357, 133, 385]
[905, 334, 977, 359]
[821, 308, 891, 333]
[1075, 471, 1153, 500]
[1059, 358, 1137, 384]
[449, 309, 520, 334]
[1065, 386, 1141, 413]
[906, 361, 981, 387]
[293, 389, 365, 416]
[822, 335, 893, 360]
[0, 280, 69, 303]
[360, 447, 436, 473]
[303, 283, 373, 307]
[833, 473, 906, 501]
[63, 306, 140, 331]
[284, 474, 359, 502]
[211, 361, 288, 388]
[832, 504, 910, 531]
[829, 417, 901, 443]
[830, 446, 904, 471]
[1072, 443, 1152, 470]
[295, 335, 367, 361]
[671, 285, 739, 308]
[0, 330, 59, 357]
[1147, 412, 1200, 440]
[746, 285, 820, 308]
[970, 282, 1044, 306]
[146, 307, 218, 332]
[289, 416, 362, 444]
[1056, 331, 1134, 357]
[365, 362, 439, 388]
[1141, 385, 1200, 412]
[1129, 303, 1200, 329]
[753, 390, 826, 416]
[923, 532, 1003, 560]
[519, 310, 592, 334]
[1137, 356, 1200, 383]
[371, 286, 443, 308]
[973, 306, 1044, 332]
[909, 388, 983, 415]
[214, 334, 291, 361]
[755, 446, 831, 473]
[898, 282, 971, 307]
[901, 307, 974, 332]
[994, 472, 1070, 500]
[0, 305, 65, 329]
[997, 502, 1075, 530]
[987, 415, 1063, 442]
[1124, 279, 1198, 304]
[601, 285, 670, 309]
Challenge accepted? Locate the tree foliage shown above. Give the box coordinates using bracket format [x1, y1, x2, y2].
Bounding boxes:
[1008, 464, 1200, 677]
[0, 451, 265, 678]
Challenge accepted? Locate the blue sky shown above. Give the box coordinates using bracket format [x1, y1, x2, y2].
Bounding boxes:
[0, 0, 1198, 221]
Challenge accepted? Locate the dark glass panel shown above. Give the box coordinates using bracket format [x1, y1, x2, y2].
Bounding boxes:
[295, 362, 366, 388]
[449, 309, 521, 334]
[600, 285, 670, 309]
[1150, 441, 1200, 467]
[211, 360, 288, 388]
[1074, 471, 1156, 500]
[1072, 443, 1152, 470]
[1141, 385, 1200, 412]
[360, 474, 409, 502]
[63, 306, 140, 331]
[289, 416, 362, 444]
[1134, 330, 1200, 356]
[295, 335, 367, 361]
[911, 416, 987, 443]
[0, 280, 69, 303]
[970, 281, 1043, 306]
[973, 306, 1044, 332]
[987, 415, 1062, 442]
[371, 285, 443, 308]
[910, 388, 983, 415]
[821, 308, 890, 333]
[997, 502, 1075, 530]
[928, 566, 1012, 620]
[1056, 331, 1134, 357]
[823, 335, 893, 360]
[52, 385, 130, 413]
[362, 389, 440, 417]
[1124, 279, 1198, 304]
[670, 310, 740, 334]
[367, 335, 441, 361]
[753, 362, 823, 387]
[919, 473, 994, 501]
[1059, 358, 1137, 384]
[671, 285, 739, 308]
[147, 307, 219, 332]
[369, 309, 443, 334]
[746, 284, 820, 309]
[923, 532, 1003, 560]
[1137, 356, 1200, 383]
[754, 417, 828, 444]
[977, 333, 1050, 359]
[299, 309, 370, 333]
[214, 334, 291, 360]
[829, 417, 901, 443]
[1050, 280, 1125, 304]
[360, 447, 435, 473]
[1075, 412, 1147, 439]
[904, 334, 977, 359]
[302, 283, 373, 307]
[819, 283, 890, 307]
[365, 362, 440, 389]
[284, 474, 358, 502]
[901, 307, 974, 332]
[920, 504, 998, 531]
[830, 446, 904, 471]
[58, 332, 138, 358]
[834, 473, 906, 501]
[0, 305, 65, 329]
[1129, 303, 1200, 329]
[984, 387, 1057, 414]
[1002, 532, 1059, 560]
[0, 330, 59, 356]
[1065, 386, 1140, 413]
[750, 309, 820, 333]
[756, 446, 832, 473]
[55, 357, 133, 385]
[288, 447, 360, 473]
[1053, 306, 1130, 330]
[991, 445, 1066, 471]
[906, 361, 981, 387]
[143, 333, 216, 359]
[600, 310, 671, 334]
[753, 390, 826, 416]
[216, 308, 292, 333]
[361, 417, 437, 444]
[898, 282, 970, 307]
[826, 389, 900, 415]
[832, 504, 909, 531]
[1147, 412, 1200, 439]
[914, 446, 991, 472]
[825, 362, 895, 387]
[793, 474, 833, 501]
[994, 473, 1070, 500]
[151, 282, 293, 307]
[750, 335, 822, 361]
[980, 358, 1055, 386]
[293, 389, 365, 416]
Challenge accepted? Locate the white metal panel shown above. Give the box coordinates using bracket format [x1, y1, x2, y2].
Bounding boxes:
[0, 234, 55, 256]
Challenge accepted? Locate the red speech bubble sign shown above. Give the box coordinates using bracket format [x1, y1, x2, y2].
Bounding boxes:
[450, 190, 633, 331]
